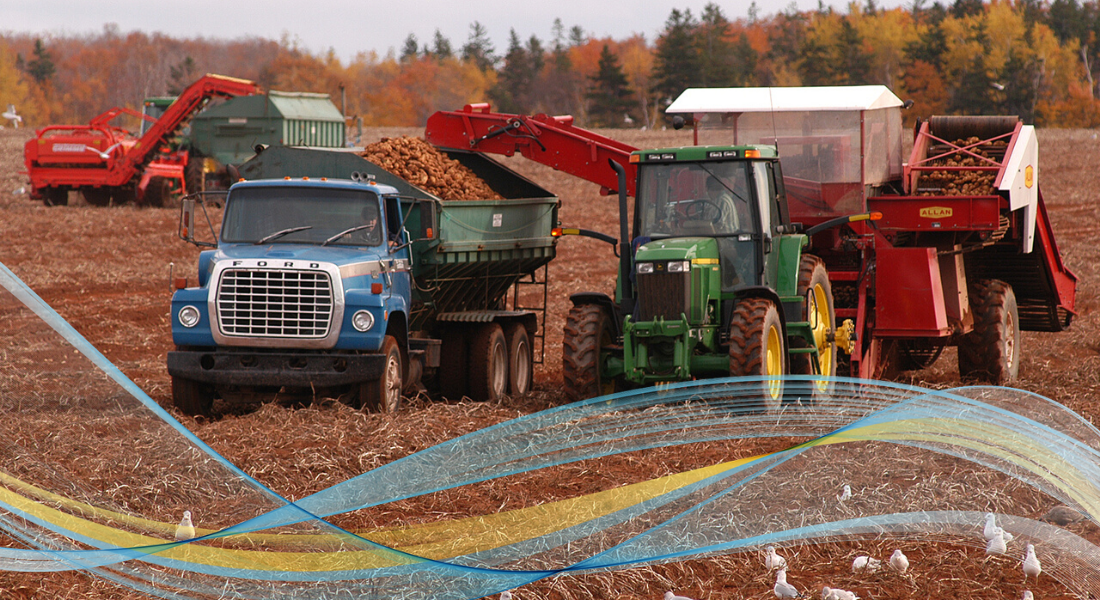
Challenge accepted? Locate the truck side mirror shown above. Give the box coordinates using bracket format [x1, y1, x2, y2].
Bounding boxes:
[180, 197, 196, 243]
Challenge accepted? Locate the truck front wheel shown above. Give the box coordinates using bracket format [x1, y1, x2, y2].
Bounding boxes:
[470, 324, 508, 402]
[728, 297, 786, 411]
[172, 376, 214, 417]
[563, 304, 615, 402]
[958, 279, 1019, 384]
[362, 335, 403, 412]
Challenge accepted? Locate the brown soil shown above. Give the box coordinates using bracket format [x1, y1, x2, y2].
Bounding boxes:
[2, 125, 1100, 600]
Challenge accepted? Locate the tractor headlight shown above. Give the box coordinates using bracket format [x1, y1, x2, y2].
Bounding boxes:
[178, 305, 200, 328]
[636, 262, 654, 274]
[667, 260, 690, 273]
[352, 310, 375, 332]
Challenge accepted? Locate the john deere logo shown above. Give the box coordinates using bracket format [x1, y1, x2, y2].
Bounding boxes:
[919, 206, 952, 218]
[1025, 165, 1034, 188]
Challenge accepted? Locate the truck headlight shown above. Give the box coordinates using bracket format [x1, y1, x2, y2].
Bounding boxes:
[352, 310, 375, 332]
[178, 305, 200, 328]
[667, 260, 690, 273]
[636, 262, 654, 274]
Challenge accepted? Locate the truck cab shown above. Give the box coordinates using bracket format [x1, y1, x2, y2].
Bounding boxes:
[169, 177, 413, 415]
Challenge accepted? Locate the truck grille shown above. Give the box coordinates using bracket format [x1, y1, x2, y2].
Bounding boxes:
[636, 272, 690, 321]
[216, 269, 334, 338]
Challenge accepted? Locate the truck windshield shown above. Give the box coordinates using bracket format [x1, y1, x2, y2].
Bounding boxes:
[221, 187, 384, 246]
[635, 161, 753, 239]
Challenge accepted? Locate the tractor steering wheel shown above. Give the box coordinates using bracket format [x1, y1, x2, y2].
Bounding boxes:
[680, 199, 725, 224]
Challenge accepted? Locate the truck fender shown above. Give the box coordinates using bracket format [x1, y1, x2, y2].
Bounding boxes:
[568, 292, 622, 338]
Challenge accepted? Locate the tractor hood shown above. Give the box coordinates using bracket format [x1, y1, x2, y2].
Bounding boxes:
[635, 237, 720, 262]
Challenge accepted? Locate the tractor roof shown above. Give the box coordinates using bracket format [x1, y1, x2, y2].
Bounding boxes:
[666, 85, 903, 114]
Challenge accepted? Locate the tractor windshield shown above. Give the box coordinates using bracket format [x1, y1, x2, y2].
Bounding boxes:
[635, 161, 754, 239]
[221, 186, 384, 246]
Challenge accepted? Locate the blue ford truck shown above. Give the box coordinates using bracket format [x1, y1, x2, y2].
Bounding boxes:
[168, 147, 558, 415]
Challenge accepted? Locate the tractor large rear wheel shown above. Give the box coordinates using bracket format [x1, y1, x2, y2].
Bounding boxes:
[184, 151, 204, 195]
[958, 279, 1020, 384]
[729, 297, 786, 411]
[788, 255, 837, 398]
[563, 303, 615, 402]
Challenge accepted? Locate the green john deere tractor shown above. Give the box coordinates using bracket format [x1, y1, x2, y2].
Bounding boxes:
[562, 144, 868, 406]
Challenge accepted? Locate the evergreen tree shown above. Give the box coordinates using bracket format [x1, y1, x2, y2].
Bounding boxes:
[400, 34, 420, 63]
[430, 29, 453, 60]
[697, 3, 738, 87]
[26, 38, 55, 84]
[950, 0, 984, 18]
[798, 35, 834, 85]
[730, 32, 758, 87]
[652, 8, 702, 107]
[835, 19, 874, 84]
[586, 44, 635, 127]
[543, 20, 581, 115]
[168, 56, 197, 95]
[462, 22, 497, 71]
[492, 29, 532, 113]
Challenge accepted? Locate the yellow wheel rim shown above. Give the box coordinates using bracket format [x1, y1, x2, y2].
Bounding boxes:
[765, 322, 783, 400]
[809, 283, 833, 390]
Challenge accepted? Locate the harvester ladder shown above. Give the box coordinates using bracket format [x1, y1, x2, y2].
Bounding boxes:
[510, 264, 549, 364]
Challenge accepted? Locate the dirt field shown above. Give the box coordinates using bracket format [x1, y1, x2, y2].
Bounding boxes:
[1, 124, 1099, 599]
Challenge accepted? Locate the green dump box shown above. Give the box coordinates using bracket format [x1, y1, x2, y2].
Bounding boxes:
[238, 146, 560, 329]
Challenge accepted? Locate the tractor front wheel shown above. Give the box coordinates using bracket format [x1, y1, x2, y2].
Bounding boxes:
[728, 297, 786, 411]
[563, 303, 615, 402]
[958, 279, 1019, 384]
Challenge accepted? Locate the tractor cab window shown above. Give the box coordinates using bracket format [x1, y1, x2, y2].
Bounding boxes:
[221, 186, 383, 247]
[636, 161, 754, 239]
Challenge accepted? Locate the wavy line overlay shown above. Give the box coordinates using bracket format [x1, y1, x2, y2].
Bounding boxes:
[1, 261, 1098, 599]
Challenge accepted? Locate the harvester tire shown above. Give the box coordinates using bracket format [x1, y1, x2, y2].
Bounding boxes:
[143, 176, 171, 207]
[958, 279, 1019, 384]
[563, 303, 615, 403]
[43, 187, 69, 206]
[172, 376, 214, 417]
[505, 323, 533, 396]
[469, 323, 509, 402]
[789, 255, 837, 394]
[82, 187, 113, 206]
[728, 297, 786, 411]
[361, 335, 403, 412]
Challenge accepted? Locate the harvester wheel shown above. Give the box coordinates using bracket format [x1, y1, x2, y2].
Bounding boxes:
[788, 255, 836, 399]
[361, 335, 403, 412]
[958, 279, 1019, 384]
[438, 326, 468, 400]
[505, 323, 533, 396]
[172, 376, 214, 417]
[43, 187, 69, 206]
[728, 297, 786, 411]
[563, 303, 615, 402]
[82, 187, 113, 206]
[469, 323, 509, 401]
[142, 176, 171, 207]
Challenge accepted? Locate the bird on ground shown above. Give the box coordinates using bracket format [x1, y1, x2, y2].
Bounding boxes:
[889, 549, 909, 574]
[1022, 591, 1034, 600]
[501, 592, 513, 600]
[1042, 505, 1085, 526]
[774, 569, 802, 600]
[664, 592, 695, 600]
[175, 510, 196, 541]
[766, 545, 788, 570]
[1023, 544, 1042, 580]
[986, 529, 1007, 555]
[822, 586, 859, 600]
[984, 512, 998, 540]
[837, 484, 852, 502]
[852, 555, 882, 573]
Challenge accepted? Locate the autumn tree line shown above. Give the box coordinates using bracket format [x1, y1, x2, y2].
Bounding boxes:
[2, 0, 1100, 132]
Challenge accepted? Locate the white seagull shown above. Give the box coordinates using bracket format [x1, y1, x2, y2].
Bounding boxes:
[664, 592, 695, 600]
[889, 549, 909, 574]
[501, 592, 513, 600]
[175, 510, 196, 541]
[1022, 591, 1034, 600]
[774, 569, 801, 600]
[1023, 544, 1042, 580]
[2, 104, 21, 128]
[852, 555, 882, 573]
[822, 586, 858, 600]
[766, 545, 788, 570]
[986, 528, 1007, 555]
[983, 512, 998, 540]
[837, 484, 852, 502]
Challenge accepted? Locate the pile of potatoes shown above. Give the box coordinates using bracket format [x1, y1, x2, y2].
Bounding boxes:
[360, 136, 503, 201]
[917, 137, 1007, 196]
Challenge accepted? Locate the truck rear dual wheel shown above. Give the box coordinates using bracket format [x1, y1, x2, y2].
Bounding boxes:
[470, 324, 509, 402]
[505, 323, 533, 397]
[563, 304, 616, 403]
[361, 335, 403, 412]
[958, 279, 1020, 384]
[728, 297, 786, 411]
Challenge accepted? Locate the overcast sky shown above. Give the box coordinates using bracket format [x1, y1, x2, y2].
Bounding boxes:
[8, 0, 908, 63]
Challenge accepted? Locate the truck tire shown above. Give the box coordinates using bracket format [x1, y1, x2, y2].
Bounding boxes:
[728, 297, 786, 411]
[469, 323, 508, 401]
[958, 279, 1020, 384]
[789, 255, 836, 397]
[172, 376, 214, 417]
[505, 323, 533, 396]
[361, 335, 403, 412]
[43, 187, 69, 206]
[438, 326, 469, 400]
[563, 303, 615, 403]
